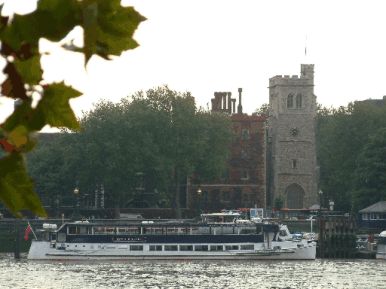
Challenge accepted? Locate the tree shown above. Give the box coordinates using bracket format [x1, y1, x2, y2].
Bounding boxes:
[26, 86, 233, 218]
[0, 0, 145, 217]
[274, 196, 283, 210]
[316, 101, 386, 212]
[128, 86, 232, 217]
[254, 103, 270, 117]
[353, 127, 386, 210]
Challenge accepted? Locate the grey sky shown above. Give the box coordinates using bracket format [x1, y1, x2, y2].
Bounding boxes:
[1, 0, 386, 126]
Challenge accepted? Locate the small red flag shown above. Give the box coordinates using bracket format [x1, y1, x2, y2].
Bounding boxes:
[24, 224, 32, 241]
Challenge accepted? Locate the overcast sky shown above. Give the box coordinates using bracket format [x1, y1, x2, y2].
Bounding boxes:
[1, 0, 386, 125]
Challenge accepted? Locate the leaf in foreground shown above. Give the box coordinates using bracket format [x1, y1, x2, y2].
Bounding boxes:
[83, 0, 146, 62]
[35, 82, 82, 130]
[0, 153, 46, 217]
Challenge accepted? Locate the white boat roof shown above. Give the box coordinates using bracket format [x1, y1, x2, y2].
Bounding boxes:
[201, 212, 241, 217]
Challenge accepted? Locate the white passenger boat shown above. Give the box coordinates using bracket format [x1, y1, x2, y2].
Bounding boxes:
[27, 213, 316, 260]
[376, 231, 386, 260]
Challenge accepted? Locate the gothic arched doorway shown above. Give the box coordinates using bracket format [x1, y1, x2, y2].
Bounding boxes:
[285, 183, 305, 209]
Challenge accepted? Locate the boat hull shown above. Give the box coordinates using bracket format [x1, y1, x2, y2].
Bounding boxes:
[28, 240, 316, 260]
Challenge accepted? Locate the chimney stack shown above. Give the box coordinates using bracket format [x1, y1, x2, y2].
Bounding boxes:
[237, 88, 243, 114]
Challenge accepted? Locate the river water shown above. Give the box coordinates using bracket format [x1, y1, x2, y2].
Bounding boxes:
[0, 254, 385, 289]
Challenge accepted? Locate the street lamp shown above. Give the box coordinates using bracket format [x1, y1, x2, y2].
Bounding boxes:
[73, 187, 80, 220]
[318, 189, 324, 258]
[197, 188, 202, 216]
[318, 190, 323, 213]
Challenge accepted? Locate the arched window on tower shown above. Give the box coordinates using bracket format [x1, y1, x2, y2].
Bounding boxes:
[287, 94, 294, 108]
[296, 93, 302, 108]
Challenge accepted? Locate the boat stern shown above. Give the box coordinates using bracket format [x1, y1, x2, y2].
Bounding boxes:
[27, 240, 53, 259]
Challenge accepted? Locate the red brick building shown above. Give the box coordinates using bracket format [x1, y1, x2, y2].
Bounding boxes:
[187, 89, 267, 212]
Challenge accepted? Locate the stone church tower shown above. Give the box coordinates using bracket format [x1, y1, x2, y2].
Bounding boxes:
[267, 64, 318, 209]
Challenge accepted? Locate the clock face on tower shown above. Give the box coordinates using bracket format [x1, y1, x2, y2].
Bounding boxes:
[290, 127, 299, 136]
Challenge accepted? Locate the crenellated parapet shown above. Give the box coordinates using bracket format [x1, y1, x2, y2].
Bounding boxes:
[269, 64, 314, 88]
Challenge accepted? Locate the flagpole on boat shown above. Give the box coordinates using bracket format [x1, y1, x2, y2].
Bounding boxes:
[28, 221, 38, 240]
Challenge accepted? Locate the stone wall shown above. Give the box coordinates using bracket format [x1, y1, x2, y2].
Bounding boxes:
[268, 64, 318, 209]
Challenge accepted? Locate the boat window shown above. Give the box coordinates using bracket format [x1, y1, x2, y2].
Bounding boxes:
[178, 227, 189, 235]
[117, 227, 126, 234]
[68, 226, 80, 235]
[143, 227, 163, 235]
[57, 232, 66, 242]
[212, 227, 224, 235]
[240, 228, 257, 234]
[164, 245, 178, 251]
[220, 227, 235, 235]
[105, 227, 115, 234]
[179, 245, 193, 251]
[124, 227, 140, 235]
[240, 245, 254, 250]
[153, 227, 164, 235]
[225, 245, 239, 250]
[79, 226, 89, 235]
[167, 227, 178, 234]
[189, 227, 199, 235]
[130, 245, 143, 251]
[210, 245, 223, 251]
[94, 227, 105, 234]
[149, 245, 162, 251]
[196, 227, 210, 234]
[94, 226, 116, 234]
[194, 245, 208, 251]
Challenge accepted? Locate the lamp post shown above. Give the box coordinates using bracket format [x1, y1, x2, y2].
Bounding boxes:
[54, 195, 60, 218]
[318, 189, 324, 258]
[73, 187, 80, 220]
[318, 190, 323, 215]
[197, 188, 202, 216]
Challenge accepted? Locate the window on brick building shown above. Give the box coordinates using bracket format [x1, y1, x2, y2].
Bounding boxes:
[241, 170, 249, 180]
[242, 129, 250, 140]
[292, 159, 297, 169]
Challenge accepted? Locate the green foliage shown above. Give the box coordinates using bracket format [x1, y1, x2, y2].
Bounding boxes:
[0, 153, 45, 217]
[353, 127, 386, 210]
[254, 103, 270, 117]
[0, 0, 145, 217]
[35, 83, 82, 129]
[274, 196, 284, 210]
[27, 86, 232, 215]
[317, 101, 386, 212]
